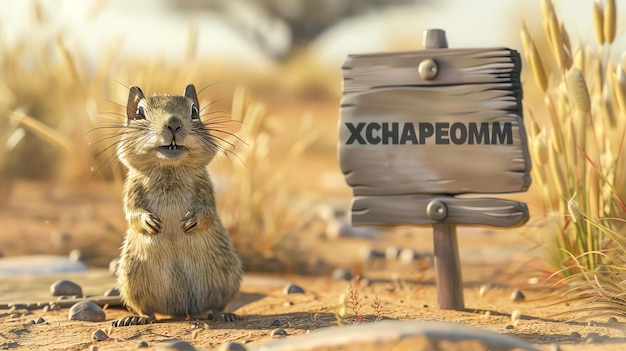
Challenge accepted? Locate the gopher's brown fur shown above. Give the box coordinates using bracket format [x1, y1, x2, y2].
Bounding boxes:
[114, 85, 242, 324]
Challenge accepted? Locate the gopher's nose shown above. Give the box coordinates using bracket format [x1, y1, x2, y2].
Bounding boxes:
[166, 116, 182, 132]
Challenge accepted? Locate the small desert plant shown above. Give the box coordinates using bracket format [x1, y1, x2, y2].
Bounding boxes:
[336, 280, 385, 325]
[522, 0, 626, 276]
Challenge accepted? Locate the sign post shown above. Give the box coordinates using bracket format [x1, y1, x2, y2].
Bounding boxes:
[338, 29, 531, 310]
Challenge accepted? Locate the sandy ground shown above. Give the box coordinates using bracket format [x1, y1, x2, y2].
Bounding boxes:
[1, 180, 625, 350]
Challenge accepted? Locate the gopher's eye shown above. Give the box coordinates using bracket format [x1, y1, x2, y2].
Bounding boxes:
[191, 104, 200, 122]
[135, 103, 146, 120]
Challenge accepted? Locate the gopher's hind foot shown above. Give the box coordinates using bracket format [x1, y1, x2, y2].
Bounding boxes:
[208, 312, 242, 322]
[112, 315, 153, 327]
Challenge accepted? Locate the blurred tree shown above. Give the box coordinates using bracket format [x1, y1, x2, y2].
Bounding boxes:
[165, 0, 425, 60]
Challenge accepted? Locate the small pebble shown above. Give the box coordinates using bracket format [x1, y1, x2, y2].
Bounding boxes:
[510, 289, 525, 302]
[43, 303, 59, 312]
[331, 268, 352, 281]
[504, 324, 514, 330]
[385, 247, 400, 260]
[282, 301, 293, 307]
[570, 331, 581, 338]
[35, 317, 45, 324]
[137, 341, 149, 348]
[608, 316, 619, 324]
[25, 320, 35, 325]
[511, 310, 520, 322]
[91, 329, 109, 341]
[10, 314, 19, 319]
[422, 304, 429, 308]
[50, 279, 83, 297]
[398, 248, 418, 265]
[68, 301, 106, 322]
[69, 249, 84, 262]
[104, 287, 120, 297]
[159, 340, 197, 351]
[358, 247, 385, 261]
[270, 328, 288, 338]
[270, 319, 281, 327]
[283, 283, 304, 294]
[585, 332, 603, 343]
[218, 342, 247, 351]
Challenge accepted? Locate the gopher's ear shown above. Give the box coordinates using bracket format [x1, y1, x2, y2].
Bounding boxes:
[184, 84, 199, 109]
[126, 86, 145, 124]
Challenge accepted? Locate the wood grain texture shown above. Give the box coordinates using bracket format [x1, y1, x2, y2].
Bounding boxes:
[340, 86, 531, 196]
[343, 48, 522, 94]
[433, 224, 464, 310]
[351, 195, 529, 227]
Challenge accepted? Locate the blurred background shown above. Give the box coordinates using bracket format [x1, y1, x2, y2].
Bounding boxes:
[2, 0, 626, 282]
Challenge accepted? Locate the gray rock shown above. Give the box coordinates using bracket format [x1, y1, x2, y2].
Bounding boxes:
[69, 249, 84, 262]
[104, 287, 120, 296]
[283, 283, 304, 294]
[385, 247, 400, 260]
[325, 219, 379, 240]
[68, 301, 105, 322]
[270, 319, 282, 327]
[510, 289, 525, 302]
[585, 332, 604, 343]
[159, 341, 197, 351]
[398, 248, 418, 265]
[218, 342, 248, 351]
[91, 329, 109, 341]
[137, 341, 149, 348]
[359, 247, 385, 262]
[247, 320, 540, 351]
[331, 268, 352, 281]
[270, 328, 288, 338]
[51, 279, 83, 297]
[35, 317, 45, 324]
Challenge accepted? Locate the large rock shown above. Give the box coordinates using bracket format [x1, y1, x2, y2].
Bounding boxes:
[248, 320, 539, 351]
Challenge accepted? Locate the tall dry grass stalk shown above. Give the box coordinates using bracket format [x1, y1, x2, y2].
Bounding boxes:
[523, 1, 626, 318]
[523, 0, 626, 276]
[212, 87, 318, 264]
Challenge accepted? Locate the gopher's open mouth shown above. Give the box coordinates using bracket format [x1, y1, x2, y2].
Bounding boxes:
[157, 143, 187, 159]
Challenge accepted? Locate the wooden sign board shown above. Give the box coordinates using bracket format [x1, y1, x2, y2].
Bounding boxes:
[339, 46, 531, 227]
[338, 29, 532, 311]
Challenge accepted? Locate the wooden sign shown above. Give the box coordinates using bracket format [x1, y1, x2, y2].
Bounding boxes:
[338, 29, 532, 310]
[340, 35, 531, 228]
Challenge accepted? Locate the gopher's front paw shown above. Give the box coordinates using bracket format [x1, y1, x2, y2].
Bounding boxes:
[181, 211, 199, 234]
[141, 212, 162, 235]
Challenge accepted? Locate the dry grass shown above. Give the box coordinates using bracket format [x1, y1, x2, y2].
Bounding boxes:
[523, 0, 626, 316]
[0, 2, 339, 271]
